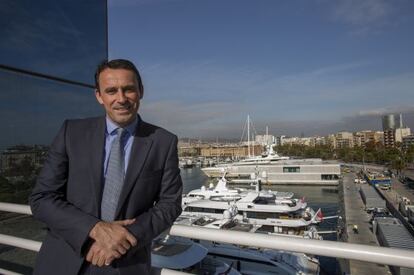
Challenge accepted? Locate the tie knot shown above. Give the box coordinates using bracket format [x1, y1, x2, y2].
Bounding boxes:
[116, 127, 127, 138]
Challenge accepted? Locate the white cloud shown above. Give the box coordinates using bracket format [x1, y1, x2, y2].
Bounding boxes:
[333, 0, 391, 25]
[355, 105, 414, 117]
[327, 0, 396, 35]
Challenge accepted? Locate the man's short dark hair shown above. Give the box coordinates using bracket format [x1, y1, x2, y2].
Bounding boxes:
[95, 59, 144, 95]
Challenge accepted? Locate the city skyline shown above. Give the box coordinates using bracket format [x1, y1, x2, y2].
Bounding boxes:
[108, 0, 414, 139]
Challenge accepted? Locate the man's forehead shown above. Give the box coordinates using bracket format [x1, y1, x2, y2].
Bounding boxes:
[99, 69, 138, 85]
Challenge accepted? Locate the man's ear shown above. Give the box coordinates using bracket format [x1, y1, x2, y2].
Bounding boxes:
[95, 89, 104, 104]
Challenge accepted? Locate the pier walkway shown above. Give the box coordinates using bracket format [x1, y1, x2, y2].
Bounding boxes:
[341, 173, 390, 275]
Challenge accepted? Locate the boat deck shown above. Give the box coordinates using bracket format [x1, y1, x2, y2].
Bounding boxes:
[152, 242, 192, 257]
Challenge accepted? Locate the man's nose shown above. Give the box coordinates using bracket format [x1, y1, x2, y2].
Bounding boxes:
[116, 90, 127, 103]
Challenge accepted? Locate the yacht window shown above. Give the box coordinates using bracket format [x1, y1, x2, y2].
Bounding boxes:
[253, 197, 268, 205]
[257, 225, 276, 233]
[321, 174, 334, 180]
[283, 167, 300, 173]
[246, 212, 279, 219]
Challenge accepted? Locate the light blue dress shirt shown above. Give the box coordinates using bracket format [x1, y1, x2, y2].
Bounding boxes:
[103, 116, 138, 177]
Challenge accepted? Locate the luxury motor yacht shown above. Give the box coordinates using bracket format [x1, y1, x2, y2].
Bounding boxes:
[183, 173, 294, 205]
[173, 208, 320, 274]
[202, 145, 341, 185]
[182, 191, 323, 232]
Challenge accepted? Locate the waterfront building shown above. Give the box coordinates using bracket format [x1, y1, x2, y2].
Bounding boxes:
[276, 135, 286, 146]
[395, 127, 411, 143]
[383, 130, 395, 148]
[280, 136, 313, 146]
[402, 135, 414, 151]
[382, 114, 410, 147]
[334, 131, 354, 148]
[352, 130, 383, 147]
[199, 144, 262, 158]
[363, 130, 384, 144]
[178, 146, 201, 157]
[255, 134, 275, 145]
[0, 145, 48, 173]
[383, 114, 397, 147]
[353, 132, 365, 147]
[311, 136, 327, 146]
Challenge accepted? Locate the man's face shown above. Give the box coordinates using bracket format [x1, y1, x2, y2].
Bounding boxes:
[95, 68, 141, 127]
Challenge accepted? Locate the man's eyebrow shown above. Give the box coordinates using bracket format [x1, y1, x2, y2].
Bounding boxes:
[122, 84, 137, 90]
[103, 86, 117, 93]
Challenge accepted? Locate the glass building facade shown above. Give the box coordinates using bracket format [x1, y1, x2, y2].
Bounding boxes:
[0, 1, 107, 272]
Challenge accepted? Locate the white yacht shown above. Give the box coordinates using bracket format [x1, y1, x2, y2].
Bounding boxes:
[202, 145, 341, 185]
[176, 210, 322, 239]
[182, 191, 323, 232]
[183, 173, 294, 205]
[151, 234, 241, 275]
[174, 210, 320, 274]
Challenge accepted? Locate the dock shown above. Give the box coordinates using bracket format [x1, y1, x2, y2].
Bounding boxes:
[340, 173, 390, 275]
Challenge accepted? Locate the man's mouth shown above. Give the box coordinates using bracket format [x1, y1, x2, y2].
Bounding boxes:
[114, 105, 131, 112]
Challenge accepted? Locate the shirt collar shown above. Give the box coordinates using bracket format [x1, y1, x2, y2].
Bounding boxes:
[105, 115, 138, 136]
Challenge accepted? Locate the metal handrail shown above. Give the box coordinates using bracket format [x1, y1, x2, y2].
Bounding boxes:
[0, 268, 21, 275]
[2, 202, 414, 269]
[0, 202, 31, 215]
[0, 234, 41, 252]
[170, 224, 414, 268]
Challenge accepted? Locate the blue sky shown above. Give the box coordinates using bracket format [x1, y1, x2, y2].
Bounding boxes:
[108, 0, 414, 138]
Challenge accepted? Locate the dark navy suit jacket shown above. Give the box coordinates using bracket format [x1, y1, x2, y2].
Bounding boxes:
[30, 116, 183, 275]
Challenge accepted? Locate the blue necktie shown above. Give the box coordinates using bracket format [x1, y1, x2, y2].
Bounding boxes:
[101, 128, 126, 221]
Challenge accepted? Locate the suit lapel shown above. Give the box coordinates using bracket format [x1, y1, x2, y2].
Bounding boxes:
[89, 117, 106, 217]
[115, 121, 153, 218]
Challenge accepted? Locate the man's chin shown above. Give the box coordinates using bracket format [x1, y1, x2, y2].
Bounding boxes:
[111, 114, 135, 127]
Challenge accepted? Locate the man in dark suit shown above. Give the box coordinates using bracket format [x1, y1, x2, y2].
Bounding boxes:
[30, 59, 183, 275]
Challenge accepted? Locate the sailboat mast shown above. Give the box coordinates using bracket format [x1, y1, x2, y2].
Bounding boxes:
[247, 115, 250, 157]
[266, 126, 269, 145]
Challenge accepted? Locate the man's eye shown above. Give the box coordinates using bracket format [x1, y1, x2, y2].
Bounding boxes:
[106, 89, 117, 95]
[123, 87, 137, 93]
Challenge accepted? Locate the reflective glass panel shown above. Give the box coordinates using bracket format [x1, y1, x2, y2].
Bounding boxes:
[0, 68, 102, 151]
[0, 0, 107, 85]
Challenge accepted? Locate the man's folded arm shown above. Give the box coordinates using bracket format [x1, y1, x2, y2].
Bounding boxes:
[126, 135, 183, 248]
[29, 120, 100, 256]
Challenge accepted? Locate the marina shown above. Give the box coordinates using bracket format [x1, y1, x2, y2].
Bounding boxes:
[2, 167, 414, 274]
